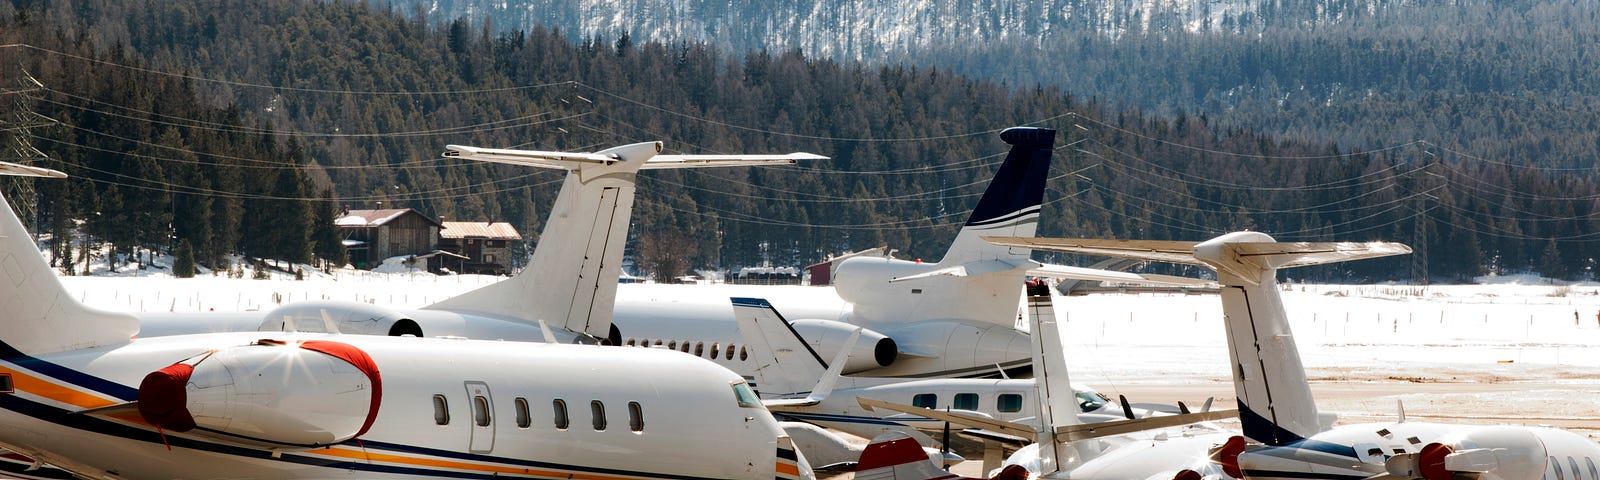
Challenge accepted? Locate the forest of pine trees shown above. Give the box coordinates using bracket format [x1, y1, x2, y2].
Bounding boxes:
[0, 0, 1595, 283]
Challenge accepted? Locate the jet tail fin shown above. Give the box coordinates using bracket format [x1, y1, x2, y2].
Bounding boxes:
[935, 127, 1054, 267]
[426, 143, 821, 342]
[854, 431, 1028, 480]
[0, 163, 137, 356]
[732, 297, 849, 399]
[991, 232, 1410, 446]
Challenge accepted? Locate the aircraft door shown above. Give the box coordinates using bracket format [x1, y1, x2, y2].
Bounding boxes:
[465, 381, 495, 453]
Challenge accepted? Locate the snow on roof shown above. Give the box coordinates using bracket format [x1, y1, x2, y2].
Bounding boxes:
[337, 209, 439, 227]
[440, 221, 522, 240]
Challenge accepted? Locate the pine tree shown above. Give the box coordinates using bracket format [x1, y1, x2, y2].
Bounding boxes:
[174, 240, 197, 278]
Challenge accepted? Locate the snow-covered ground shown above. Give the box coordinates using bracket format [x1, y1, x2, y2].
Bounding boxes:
[55, 269, 1600, 432]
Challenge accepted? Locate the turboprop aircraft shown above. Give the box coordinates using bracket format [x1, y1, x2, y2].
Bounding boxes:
[138, 141, 823, 345]
[0, 163, 814, 479]
[730, 296, 1184, 447]
[850, 288, 1245, 480]
[989, 232, 1600, 480]
[611, 126, 1205, 379]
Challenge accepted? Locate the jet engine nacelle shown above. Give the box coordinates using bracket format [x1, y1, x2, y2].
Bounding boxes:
[876, 320, 1032, 377]
[787, 319, 897, 373]
[1383, 427, 1546, 480]
[137, 339, 381, 450]
[258, 301, 425, 337]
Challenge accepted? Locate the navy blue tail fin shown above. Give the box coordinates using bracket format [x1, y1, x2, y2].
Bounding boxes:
[937, 127, 1054, 266]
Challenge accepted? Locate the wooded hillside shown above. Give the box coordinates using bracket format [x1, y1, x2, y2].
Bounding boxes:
[0, 0, 1593, 282]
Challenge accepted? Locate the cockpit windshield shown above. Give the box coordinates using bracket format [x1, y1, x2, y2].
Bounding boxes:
[731, 381, 762, 408]
[1075, 388, 1109, 412]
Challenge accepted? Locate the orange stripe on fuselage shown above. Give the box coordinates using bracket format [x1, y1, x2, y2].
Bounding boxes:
[0, 366, 117, 409]
[307, 446, 658, 480]
[776, 460, 800, 477]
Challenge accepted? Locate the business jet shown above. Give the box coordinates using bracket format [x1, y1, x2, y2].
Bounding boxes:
[851, 287, 1245, 480]
[0, 162, 814, 479]
[989, 231, 1600, 480]
[611, 126, 1207, 380]
[730, 296, 1182, 447]
[139, 141, 823, 346]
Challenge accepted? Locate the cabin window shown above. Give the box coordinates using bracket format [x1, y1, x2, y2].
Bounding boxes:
[1571, 458, 1583, 480]
[997, 393, 1023, 413]
[472, 395, 491, 427]
[590, 400, 607, 431]
[432, 394, 450, 425]
[679, 342, 690, 353]
[739, 347, 748, 361]
[514, 397, 531, 429]
[694, 342, 705, 357]
[727, 345, 737, 359]
[0, 373, 11, 393]
[654, 339, 663, 346]
[710, 343, 721, 359]
[732, 381, 762, 408]
[626, 339, 637, 347]
[552, 399, 570, 430]
[954, 393, 979, 410]
[1552, 457, 1563, 480]
[628, 401, 644, 432]
[912, 394, 937, 409]
[1586, 458, 1597, 480]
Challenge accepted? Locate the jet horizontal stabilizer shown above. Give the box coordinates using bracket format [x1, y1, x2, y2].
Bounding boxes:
[1053, 409, 1239, 442]
[857, 397, 1037, 442]
[887, 259, 1027, 283]
[1228, 241, 1412, 269]
[442, 144, 623, 169]
[642, 152, 827, 169]
[983, 237, 1204, 266]
[1028, 263, 1212, 287]
[445, 144, 828, 170]
[0, 161, 65, 178]
[988, 236, 1411, 272]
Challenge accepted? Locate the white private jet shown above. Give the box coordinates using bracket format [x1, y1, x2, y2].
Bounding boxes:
[850, 289, 1245, 480]
[138, 141, 822, 346]
[990, 231, 1600, 480]
[0, 163, 815, 479]
[730, 296, 1185, 447]
[611, 126, 1205, 379]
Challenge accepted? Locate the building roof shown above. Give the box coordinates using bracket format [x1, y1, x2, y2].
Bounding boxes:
[440, 221, 523, 240]
[336, 209, 442, 228]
